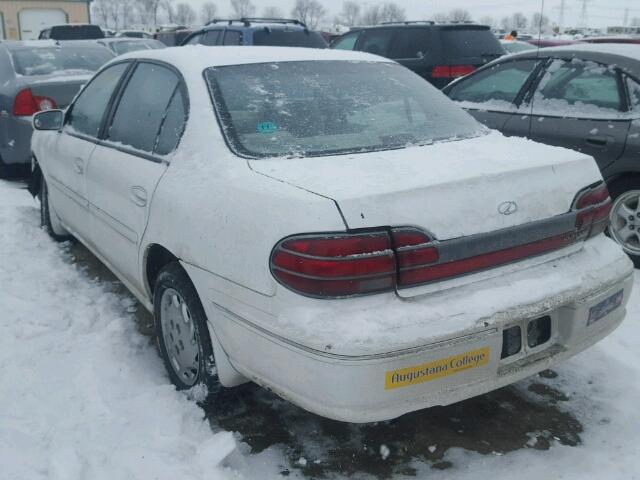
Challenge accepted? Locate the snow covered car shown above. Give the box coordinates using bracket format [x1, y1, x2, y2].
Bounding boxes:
[443, 44, 640, 266]
[0, 40, 114, 178]
[30, 46, 633, 423]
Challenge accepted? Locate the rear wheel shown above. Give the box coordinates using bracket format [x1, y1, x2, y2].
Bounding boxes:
[608, 177, 640, 267]
[154, 262, 218, 391]
[39, 177, 71, 241]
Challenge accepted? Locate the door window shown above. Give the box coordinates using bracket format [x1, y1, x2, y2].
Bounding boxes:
[626, 77, 640, 111]
[389, 29, 430, 59]
[447, 59, 538, 107]
[154, 90, 187, 155]
[184, 33, 203, 45]
[107, 63, 179, 153]
[357, 29, 395, 57]
[331, 31, 359, 50]
[533, 59, 622, 115]
[67, 62, 129, 138]
[223, 30, 242, 45]
[202, 30, 221, 45]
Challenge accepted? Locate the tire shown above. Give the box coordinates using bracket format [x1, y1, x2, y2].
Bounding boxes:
[607, 177, 640, 268]
[39, 177, 71, 241]
[154, 262, 218, 392]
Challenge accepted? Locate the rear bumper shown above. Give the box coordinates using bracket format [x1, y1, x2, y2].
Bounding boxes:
[185, 235, 634, 422]
[0, 115, 32, 165]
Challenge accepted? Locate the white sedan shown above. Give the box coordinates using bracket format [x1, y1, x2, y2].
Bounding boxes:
[30, 46, 633, 423]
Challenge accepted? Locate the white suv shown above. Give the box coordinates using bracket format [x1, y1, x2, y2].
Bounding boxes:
[30, 46, 633, 422]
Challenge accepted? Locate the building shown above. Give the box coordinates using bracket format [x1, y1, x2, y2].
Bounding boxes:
[0, 0, 91, 40]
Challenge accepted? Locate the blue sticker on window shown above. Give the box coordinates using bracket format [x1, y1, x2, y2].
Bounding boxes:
[257, 121, 278, 134]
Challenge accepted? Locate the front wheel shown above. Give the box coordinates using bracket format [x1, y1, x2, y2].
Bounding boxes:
[608, 180, 640, 267]
[154, 262, 218, 391]
[39, 177, 71, 241]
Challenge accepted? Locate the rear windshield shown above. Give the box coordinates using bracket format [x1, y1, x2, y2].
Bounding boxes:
[252, 29, 327, 48]
[206, 61, 483, 158]
[50, 25, 104, 40]
[440, 27, 504, 59]
[10, 47, 113, 76]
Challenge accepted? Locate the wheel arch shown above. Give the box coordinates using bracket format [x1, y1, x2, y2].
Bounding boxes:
[143, 243, 179, 298]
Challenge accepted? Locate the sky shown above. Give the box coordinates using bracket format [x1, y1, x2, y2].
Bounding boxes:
[186, 0, 640, 29]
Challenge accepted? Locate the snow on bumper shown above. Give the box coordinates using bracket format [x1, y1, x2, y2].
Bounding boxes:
[185, 235, 633, 422]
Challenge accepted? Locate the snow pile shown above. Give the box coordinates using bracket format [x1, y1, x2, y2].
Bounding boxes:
[0, 181, 237, 480]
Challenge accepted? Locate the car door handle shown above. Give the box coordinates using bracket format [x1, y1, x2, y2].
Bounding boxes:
[585, 135, 611, 147]
[73, 157, 84, 174]
[130, 186, 148, 207]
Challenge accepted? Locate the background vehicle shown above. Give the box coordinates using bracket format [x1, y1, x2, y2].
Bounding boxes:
[181, 18, 327, 48]
[154, 27, 193, 46]
[500, 39, 536, 54]
[116, 30, 153, 39]
[96, 38, 165, 56]
[331, 22, 505, 88]
[30, 47, 631, 423]
[39, 24, 105, 40]
[581, 36, 640, 45]
[444, 44, 640, 264]
[0, 40, 114, 178]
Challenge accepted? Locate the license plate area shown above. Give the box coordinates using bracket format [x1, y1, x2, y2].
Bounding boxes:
[588, 289, 624, 326]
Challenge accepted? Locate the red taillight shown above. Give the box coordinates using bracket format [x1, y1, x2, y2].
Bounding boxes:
[431, 64, 476, 79]
[574, 182, 612, 239]
[13, 88, 57, 116]
[271, 232, 396, 297]
[272, 183, 613, 297]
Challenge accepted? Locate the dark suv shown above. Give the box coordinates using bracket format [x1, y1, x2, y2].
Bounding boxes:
[331, 22, 505, 88]
[39, 24, 105, 40]
[181, 18, 327, 48]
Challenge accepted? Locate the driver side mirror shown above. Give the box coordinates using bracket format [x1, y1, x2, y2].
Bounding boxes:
[33, 109, 64, 131]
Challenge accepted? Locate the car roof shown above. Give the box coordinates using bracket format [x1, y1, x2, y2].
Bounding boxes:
[487, 43, 640, 77]
[1, 39, 109, 50]
[98, 37, 155, 43]
[353, 22, 490, 30]
[114, 45, 393, 71]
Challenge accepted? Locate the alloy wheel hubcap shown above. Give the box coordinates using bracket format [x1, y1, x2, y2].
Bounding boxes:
[160, 288, 200, 386]
[609, 190, 640, 256]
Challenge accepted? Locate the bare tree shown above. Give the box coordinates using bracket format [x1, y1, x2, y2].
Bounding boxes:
[137, 0, 163, 26]
[340, 1, 360, 26]
[630, 16, 640, 26]
[174, 2, 195, 25]
[380, 2, 405, 23]
[160, 0, 175, 23]
[531, 12, 550, 34]
[200, 2, 217, 23]
[510, 12, 528, 30]
[92, 0, 112, 27]
[479, 15, 495, 28]
[432, 12, 449, 23]
[291, 0, 326, 29]
[262, 6, 283, 18]
[230, 0, 255, 18]
[361, 5, 382, 25]
[448, 8, 472, 22]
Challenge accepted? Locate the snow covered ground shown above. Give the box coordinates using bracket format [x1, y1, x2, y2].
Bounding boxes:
[0, 178, 638, 480]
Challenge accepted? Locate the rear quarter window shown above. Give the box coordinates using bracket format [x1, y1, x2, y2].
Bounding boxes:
[440, 27, 504, 59]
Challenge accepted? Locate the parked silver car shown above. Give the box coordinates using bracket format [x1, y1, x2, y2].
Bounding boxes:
[96, 38, 165, 56]
[0, 40, 114, 177]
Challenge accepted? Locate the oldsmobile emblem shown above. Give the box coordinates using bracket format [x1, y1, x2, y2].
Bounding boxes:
[498, 201, 518, 216]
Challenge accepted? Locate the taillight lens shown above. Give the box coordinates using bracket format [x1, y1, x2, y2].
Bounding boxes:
[13, 88, 57, 116]
[270, 232, 396, 297]
[431, 65, 476, 79]
[273, 183, 612, 297]
[573, 182, 612, 239]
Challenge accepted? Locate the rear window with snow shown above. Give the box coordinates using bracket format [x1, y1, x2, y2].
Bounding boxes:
[205, 61, 483, 158]
[10, 47, 113, 76]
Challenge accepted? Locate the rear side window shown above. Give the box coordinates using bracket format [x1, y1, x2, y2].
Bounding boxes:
[331, 31, 359, 50]
[155, 90, 187, 155]
[252, 29, 326, 48]
[533, 59, 622, 114]
[67, 62, 129, 138]
[107, 63, 179, 153]
[389, 28, 430, 59]
[440, 27, 504, 59]
[448, 59, 538, 106]
[626, 77, 640, 110]
[223, 31, 242, 45]
[358, 29, 395, 57]
[202, 30, 221, 46]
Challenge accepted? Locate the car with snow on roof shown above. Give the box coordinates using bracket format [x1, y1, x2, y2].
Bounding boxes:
[29, 46, 633, 422]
